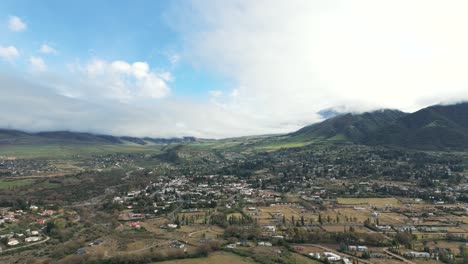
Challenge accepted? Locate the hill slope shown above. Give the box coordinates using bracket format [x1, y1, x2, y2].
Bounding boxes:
[367, 103, 468, 149]
[288, 109, 407, 143]
[281, 102, 468, 149]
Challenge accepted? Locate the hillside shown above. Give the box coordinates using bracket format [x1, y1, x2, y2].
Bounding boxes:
[287, 109, 406, 143]
[275, 102, 468, 150]
[367, 103, 468, 149]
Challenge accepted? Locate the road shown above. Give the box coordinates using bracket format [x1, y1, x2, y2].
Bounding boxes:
[168, 202, 184, 221]
[383, 248, 415, 264]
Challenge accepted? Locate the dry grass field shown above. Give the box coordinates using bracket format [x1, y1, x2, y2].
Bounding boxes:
[155, 251, 254, 264]
[378, 212, 409, 225]
[321, 225, 369, 233]
[415, 240, 466, 253]
[177, 211, 208, 224]
[244, 205, 303, 224]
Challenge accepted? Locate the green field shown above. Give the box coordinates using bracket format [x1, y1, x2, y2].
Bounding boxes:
[0, 179, 34, 189]
[0, 143, 162, 158]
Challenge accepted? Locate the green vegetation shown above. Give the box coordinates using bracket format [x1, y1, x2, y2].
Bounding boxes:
[0, 179, 34, 189]
[0, 144, 161, 159]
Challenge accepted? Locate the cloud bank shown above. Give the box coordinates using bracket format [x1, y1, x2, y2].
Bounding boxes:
[171, 0, 468, 127]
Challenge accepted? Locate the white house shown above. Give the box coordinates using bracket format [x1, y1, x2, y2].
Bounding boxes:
[7, 238, 20, 246]
[404, 252, 430, 258]
[25, 236, 41, 243]
[324, 252, 341, 261]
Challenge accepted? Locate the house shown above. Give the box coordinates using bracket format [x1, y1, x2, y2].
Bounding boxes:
[324, 252, 341, 261]
[25, 237, 41, 243]
[370, 212, 380, 217]
[357, 246, 368, 252]
[399, 225, 417, 232]
[113, 197, 123, 204]
[7, 238, 20, 246]
[170, 241, 185, 249]
[40, 210, 55, 216]
[167, 224, 178, 229]
[128, 221, 142, 228]
[342, 258, 352, 264]
[226, 243, 236, 249]
[404, 252, 430, 258]
[76, 248, 88, 255]
[376, 225, 392, 231]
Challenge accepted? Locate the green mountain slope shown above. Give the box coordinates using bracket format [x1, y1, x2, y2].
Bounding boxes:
[288, 109, 406, 143]
[367, 103, 468, 149]
[278, 102, 468, 150]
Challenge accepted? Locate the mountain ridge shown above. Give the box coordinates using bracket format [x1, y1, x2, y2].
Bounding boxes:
[0, 129, 196, 146]
[286, 102, 468, 149]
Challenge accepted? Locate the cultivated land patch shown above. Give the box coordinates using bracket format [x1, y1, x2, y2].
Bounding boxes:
[336, 197, 401, 206]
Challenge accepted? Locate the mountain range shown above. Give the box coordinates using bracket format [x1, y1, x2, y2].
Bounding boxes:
[1, 102, 467, 149]
[287, 102, 468, 149]
[0, 129, 196, 146]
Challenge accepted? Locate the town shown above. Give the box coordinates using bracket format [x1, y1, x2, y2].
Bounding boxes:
[0, 143, 467, 264]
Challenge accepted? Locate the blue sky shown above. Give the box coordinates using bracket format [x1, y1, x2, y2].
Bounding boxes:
[0, 1, 468, 138]
[0, 0, 231, 99]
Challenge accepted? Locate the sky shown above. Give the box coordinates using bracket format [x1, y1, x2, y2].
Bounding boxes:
[1, 0, 468, 138]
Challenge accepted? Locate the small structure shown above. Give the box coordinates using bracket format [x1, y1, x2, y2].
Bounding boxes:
[342, 258, 352, 264]
[264, 225, 276, 233]
[170, 241, 185, 249]
[76, 248, 87, 255]
[7, 238, 20, 246]
[25, 237, 41, 243]
[167, 224, 178, 229]
[404, 252, 431, 258]
[324, 252, 341, 261]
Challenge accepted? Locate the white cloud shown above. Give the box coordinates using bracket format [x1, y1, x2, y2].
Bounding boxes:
[39, 44, 57, 54]
[29, 56, 47, 72]
[69, 59, 171, 101]
[8, 16, 27, 32]
[0, 73, 282, 138]
[0, 45, 19, 61]
[170, 0, 468, 131]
